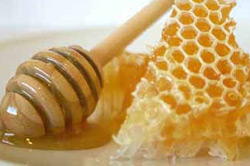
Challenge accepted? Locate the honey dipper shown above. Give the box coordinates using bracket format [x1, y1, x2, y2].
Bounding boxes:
[0, 0, 174, 138]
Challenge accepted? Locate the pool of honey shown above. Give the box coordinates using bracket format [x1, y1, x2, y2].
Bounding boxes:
[0, 122, 112, 150]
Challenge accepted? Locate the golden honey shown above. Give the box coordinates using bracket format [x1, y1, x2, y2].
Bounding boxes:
[0, 122, 111, 150]
[115, 0, 250, 160]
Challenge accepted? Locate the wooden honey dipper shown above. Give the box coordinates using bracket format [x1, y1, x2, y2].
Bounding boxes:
[0, 0, 174, 138]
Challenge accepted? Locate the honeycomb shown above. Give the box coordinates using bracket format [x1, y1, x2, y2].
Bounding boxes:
[114, 0, 250, 160]
[90, 52, 149, 133]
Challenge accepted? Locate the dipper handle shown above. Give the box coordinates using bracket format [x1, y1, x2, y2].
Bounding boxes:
[90, 0, 174, 67]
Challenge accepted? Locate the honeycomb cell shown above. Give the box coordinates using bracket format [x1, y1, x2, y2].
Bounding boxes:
[224, 91, 241, 107]
[167, 36, 183, 46]
[189, 76, 206, 89]
[176, 103, 191, 115]
[224, 20, 236, 32]
[178, 84, 191, 99]
[212, 27, 227, 40]
[217, 60, 232, 75]
[187, 58, 202, 73]
[239, 85, 247, 97]
[192, 0, 204, 3]
[154, 45, 166, 57]
[182, 41, 199, 55]
[195, 95, 209, 104]
[223, 78, 236, 88]
[176, 0, 193, 11]
[156, 77, 172, 91]
[204, 67, 220, 80]
[163, 22, 180, 37]
[228, 34, 238, 48]
[161, 94, 177, 108]
[215, 43, 231, 57]
[181, 26, 198, 39]
[241, 53, 250, 66]
[171, 9, 178, 17]
[198, 34, 213, 47]
[195, 18, 211, 32]
[172, 66, 188, 79]
[156, 60, 168, 71]
[221, 5, 235, 18]
[179, 12, 195, 25]
[200, 49, 215, 63]
[230, 51, 241, 65]
[193, 5, 208, 17]
[209, 12, 226, 25]
[206, 84, 223, 98]
[172, 49, 185, 63]
[234, 69, 248, 83]
[205, 0, 220, 11]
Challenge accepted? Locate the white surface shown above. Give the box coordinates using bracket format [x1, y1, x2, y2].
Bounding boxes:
[0, 0, 250, 41]
[0, 0, 249, 28]
[0, 0, 151, 27]
[0, 24, 250, 166]
[0, 0, 152, 41]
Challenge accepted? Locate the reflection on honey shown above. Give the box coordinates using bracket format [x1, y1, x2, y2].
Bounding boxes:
[0, 122, 111, 150]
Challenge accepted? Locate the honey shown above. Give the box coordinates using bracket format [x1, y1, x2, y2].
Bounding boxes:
[114, 0, 250, 160]
[0, 0, 248, 161]
[0, 51, 149, 150]
[93, 52, 149, 133]
[0, 122, 111, 150]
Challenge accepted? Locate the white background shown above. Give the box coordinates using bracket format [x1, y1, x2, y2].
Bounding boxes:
[0, 0, 249, 41]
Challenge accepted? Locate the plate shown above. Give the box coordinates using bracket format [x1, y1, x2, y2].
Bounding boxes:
[0, 22, 250, 166]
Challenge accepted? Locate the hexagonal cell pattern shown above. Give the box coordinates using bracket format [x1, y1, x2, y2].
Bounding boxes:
[198, 33, 213, 47]
[187, 57, 202, 73]
[141, 0, 249, 116]
[176, 0, 193, 11]
[201, 49, 215, 63]
[116, 0, 250, 160]
[132, 0, 249, 131]
[182, 41, 199, 55]
[193, 5, 208, 17]
[172, 49, 185, 63]
[212, 27, 227, 40]
[205, 0, 220, 11]
[162, 22, 180, 37]
[181, 26, 197, 39]
[195, 18, 211, 32]
[179, 12, 195, 25]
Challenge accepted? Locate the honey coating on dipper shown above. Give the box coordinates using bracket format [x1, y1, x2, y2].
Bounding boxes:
[0, 51, 149, 150]
[114, 0, 250, 160]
